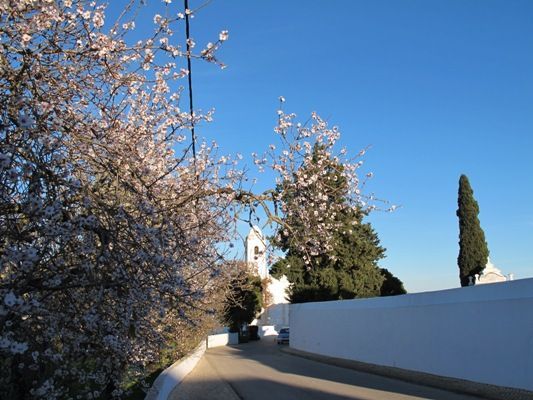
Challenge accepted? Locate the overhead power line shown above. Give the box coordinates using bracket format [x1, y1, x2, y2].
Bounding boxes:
[184, 0, 196, 167]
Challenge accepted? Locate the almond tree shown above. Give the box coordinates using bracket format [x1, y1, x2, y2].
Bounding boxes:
[0, 1, 236, 398]
[0, 1, 383, 398]
[268, 136, 394, 302]
[258, 108, 393, 261]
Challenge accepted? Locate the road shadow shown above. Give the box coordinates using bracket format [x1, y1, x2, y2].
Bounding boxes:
[210, 339, 484, 400]
[175, 376, 368, 400]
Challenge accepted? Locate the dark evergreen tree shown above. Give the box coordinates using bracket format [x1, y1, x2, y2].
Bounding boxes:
[271, 145, 405, 302]
[379, 268, 407, 296]
[457, 174, 489, 286]
[271, 212, 387, 303]
[224, 273, 262, 332]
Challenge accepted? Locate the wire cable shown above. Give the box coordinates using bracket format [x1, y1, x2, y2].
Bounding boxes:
[184, 0, 197, 169]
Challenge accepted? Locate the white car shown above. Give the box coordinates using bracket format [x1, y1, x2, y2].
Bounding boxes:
[276, 327, 290, 344]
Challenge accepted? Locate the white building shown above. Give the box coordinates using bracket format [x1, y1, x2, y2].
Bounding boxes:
[245, 226, 290, 335]
[474, 258, 512, 285]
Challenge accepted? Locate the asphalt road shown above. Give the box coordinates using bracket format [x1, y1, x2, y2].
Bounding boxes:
[170, 338, 484, 400]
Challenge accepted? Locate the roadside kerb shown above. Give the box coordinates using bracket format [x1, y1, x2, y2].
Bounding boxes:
[282, 346, 533, 400]
[145, 341, 206, 400]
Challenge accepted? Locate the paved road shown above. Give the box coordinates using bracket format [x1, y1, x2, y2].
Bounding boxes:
[170, 338, 483, 400]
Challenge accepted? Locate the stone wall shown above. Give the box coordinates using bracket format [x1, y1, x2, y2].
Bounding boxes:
[290, 278, 533, 391]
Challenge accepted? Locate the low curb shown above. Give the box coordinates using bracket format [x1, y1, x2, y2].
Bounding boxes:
[145, 341, 206, 400]
[282, 347, 533, 400]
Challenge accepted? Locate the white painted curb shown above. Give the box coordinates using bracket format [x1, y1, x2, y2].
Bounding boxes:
[145, 341, 206, 400]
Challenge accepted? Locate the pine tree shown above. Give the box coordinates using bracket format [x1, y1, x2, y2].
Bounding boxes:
[380, 268, 407, 296]
[457, 174, 489, 286]
[271, 145, 404, 302]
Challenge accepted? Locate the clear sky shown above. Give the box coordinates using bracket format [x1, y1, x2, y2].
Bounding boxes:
[114, 0, 533, 293]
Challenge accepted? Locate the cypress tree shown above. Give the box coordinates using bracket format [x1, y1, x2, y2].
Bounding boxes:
[457, 174, 489, 286]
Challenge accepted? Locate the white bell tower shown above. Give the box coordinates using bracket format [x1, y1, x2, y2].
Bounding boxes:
[245, 226, 268, 279]
[245, 225, 291, 333]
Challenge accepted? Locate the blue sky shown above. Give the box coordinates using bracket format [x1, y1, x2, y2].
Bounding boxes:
[115, 0, 533, 293]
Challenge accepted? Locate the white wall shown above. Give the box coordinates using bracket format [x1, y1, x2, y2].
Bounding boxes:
[258, 325, 278, 337]
[260, 303, 290, 330]
[207, 332, 238, 348]
[290, 278, 533, 391]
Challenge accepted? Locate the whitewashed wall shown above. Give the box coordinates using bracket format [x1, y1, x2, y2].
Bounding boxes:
[258, 325, 278, 337]
[290, 278, 533, 391]
[207, 332, 239, 348]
